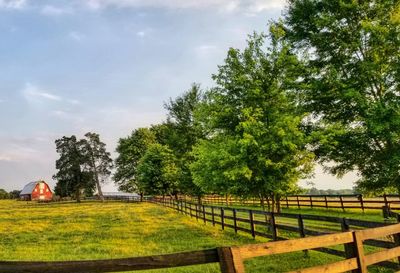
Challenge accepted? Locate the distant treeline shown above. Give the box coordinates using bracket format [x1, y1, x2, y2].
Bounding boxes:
[0, 189, 21, 199]
[300, 188, 355, 196]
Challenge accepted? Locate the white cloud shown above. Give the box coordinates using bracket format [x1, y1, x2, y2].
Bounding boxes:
[136, 31, 145, 37]
[68, 31, 85, 41]
[84, 0, 286, 12]
[0, 0, 27, 10]
[22, 83, 62, 102]
[41, 5, 72, 16]
[0, 155, 13, 162]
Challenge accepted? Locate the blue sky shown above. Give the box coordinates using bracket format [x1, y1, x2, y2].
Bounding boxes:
[0, 0, 356, 192]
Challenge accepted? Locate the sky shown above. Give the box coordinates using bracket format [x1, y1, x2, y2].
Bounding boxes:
[0, 0, 357, 192]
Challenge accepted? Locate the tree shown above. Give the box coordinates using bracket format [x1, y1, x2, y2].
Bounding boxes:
[0, 189, 9, 199]
[82, 132, 113, 201]
[283, 0, 400, 192]
[136, 144, 181, 197]
[53, 136, 94, 202]
[114, 128, 156, 199]
[163, 84, 205, 198]
[191, 32, 314, 211]
[8, 190, 21, 199]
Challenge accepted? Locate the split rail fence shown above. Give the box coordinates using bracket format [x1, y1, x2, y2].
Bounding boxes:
[2, 221, 400, 272]
[151, 197, 400, 264]
[185, 194, 400, 212]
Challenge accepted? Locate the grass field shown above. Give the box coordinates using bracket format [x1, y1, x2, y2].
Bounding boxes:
[0, 200, 394, 272]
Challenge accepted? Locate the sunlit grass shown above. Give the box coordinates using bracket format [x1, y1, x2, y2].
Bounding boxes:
[0, 200, 394, 272]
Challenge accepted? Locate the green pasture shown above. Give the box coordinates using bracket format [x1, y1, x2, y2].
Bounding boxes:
[0, 200, 394, 272]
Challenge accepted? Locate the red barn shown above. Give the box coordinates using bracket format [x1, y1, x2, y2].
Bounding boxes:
[20, 181, 53, 201]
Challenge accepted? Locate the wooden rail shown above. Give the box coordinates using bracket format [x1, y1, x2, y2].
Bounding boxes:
[2, 221, 400, 272]
[187, 194, 400, 212]
[221, 222, 400, 272]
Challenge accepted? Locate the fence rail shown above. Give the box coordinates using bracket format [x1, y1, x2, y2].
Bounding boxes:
[185, 194, 400, 212]
[151, 197, 400, 260]
[2, 217, 400, 272]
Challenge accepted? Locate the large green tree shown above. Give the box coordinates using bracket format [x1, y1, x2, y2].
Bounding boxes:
[81, 132, 113, 201]
[191, 32, 314, 211]
[114, 128, 156, 198]
[53, 136, 94, 202]
[163, 84, 205, 198]
[136, 144, 181, 197]
[283, 0, 400, 193]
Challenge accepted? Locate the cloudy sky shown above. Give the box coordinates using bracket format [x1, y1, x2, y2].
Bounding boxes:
[0, 0, 356, 192]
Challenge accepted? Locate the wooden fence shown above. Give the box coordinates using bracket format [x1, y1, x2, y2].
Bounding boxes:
[220, 222, 400, 273]
[186, 194, 400, 212]
[2, 220, 400, 272]
[151, 198, 400, 258]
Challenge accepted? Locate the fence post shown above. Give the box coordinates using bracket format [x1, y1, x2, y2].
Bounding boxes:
[297, 214, 308, 256]
[297, 195, 300, 209]
[249, 210, 255, 238]
[195, 204, 199, 221]
[286, 196, 289, 208]
[203, 205, 206, 224]
[212, 207, 215, 226]
[341, 218, 360, 273]
[270, 212, 277, 240]
[217, 247, 245, 273]
[353, 231, 367, 273]
[339, 196, 345, 211]
[359, 195, 364, 212]
[394, 214, 400, 263]
[324, 195, 328, 209]
[221, 208, 225, 230]
[384, 193, 389, 208]
[233, 209, 238, 233]
[309, 196, 313, 209]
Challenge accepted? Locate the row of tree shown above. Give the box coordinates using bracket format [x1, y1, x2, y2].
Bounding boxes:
[53, 1, 400, 210]
[0, 189, 20, 199]
[111, 0, 400, 211]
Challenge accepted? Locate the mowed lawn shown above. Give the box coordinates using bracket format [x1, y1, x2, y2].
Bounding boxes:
[0, 200, 392, 272]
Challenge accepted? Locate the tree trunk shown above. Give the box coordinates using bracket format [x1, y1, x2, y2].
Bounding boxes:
[140, 192, 143, 202]
[76, 188, 81, 203]
[197, 195, 202, 205]
[91, 155, 104, 202]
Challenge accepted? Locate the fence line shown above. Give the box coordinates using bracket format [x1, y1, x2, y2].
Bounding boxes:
[2, 216, 400, 272]
[151, 197, 400, 258]
[183, 194, 400, 212]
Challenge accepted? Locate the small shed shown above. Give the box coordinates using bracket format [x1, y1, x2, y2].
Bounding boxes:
[20, 181, 53, 201]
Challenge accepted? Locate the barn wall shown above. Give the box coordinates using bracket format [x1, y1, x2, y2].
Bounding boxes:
[31, 182, 53, 201]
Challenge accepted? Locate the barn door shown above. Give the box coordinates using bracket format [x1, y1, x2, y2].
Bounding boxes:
[39, 183, 45, 200]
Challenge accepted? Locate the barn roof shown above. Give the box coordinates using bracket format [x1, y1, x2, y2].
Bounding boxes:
[20, 181, 41, 195]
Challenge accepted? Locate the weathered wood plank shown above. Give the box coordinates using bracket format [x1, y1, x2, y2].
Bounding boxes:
[0, 249, 219, 273]
[286, 258, 358, 273]
[238, 232, 353, 259]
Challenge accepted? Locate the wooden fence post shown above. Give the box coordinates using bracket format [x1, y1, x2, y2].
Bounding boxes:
[233, 209, 238, 233]
[196, 204, 199, 221]
[297, 195, 300, 209]
[359, 195, 364, 212]
[286, 196, 289, 208]
[297, 214, 308, 256]
[249, 210, 255, 238]
[353, 231, 367, 273]
[221, 208, 225, 230]
[203, 205, 206, 224]
[339, 196, 345, 211]
[217, 247, 245, 273]
[324, 195, 328, 209]
[270, 212, 277, 240]
[384, 194, 389, 209]
[212, 207, 215, 226]
[310, 196, 313, 209]
[341, 218, 360, 273]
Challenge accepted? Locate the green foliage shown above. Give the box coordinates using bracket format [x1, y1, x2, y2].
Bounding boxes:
[136, 144, 181, 196]
[0, 189, 9, 199]
[114, 128, 156, 193]
[163, 84, 206, 196]
[53, 136, 95, 201]
[283, 0, 400, 192]
[191, 33, 314, 205]
[81, 132, 113, 200]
